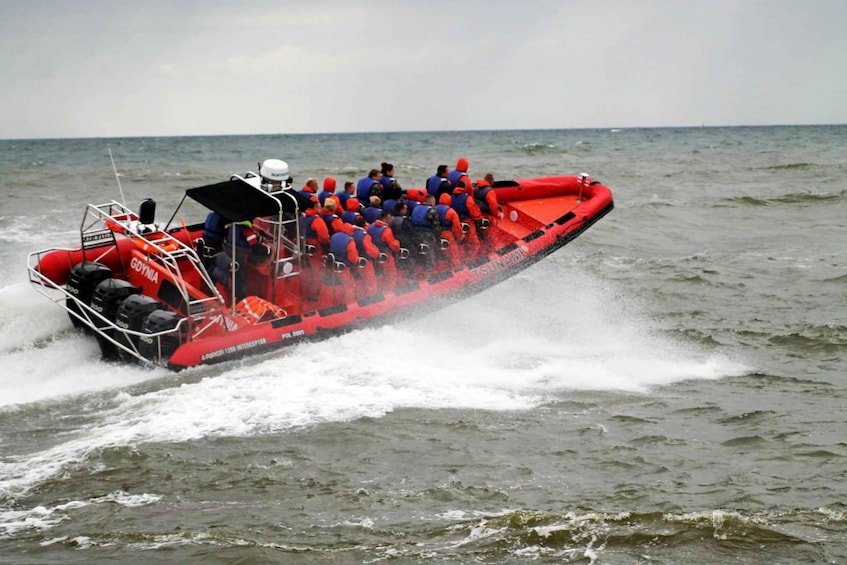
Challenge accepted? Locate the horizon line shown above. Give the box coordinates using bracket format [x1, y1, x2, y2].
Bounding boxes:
[2, 122, 845, 143]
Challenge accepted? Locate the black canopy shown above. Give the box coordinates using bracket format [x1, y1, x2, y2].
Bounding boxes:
[185, 178, 312, 222]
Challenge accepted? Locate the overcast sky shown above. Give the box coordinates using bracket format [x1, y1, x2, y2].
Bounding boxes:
[1, 0, 845, 139]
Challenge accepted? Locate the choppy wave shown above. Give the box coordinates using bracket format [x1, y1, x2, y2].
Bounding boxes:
[719, 190, 845, 207]
[7, 506, 836, 562]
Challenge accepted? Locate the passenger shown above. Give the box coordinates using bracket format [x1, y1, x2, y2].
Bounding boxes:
[340, 197, 362, 226]
[362, 205, 382, 225]
[351, 216, 380, 298]
[300, 197, 329, 249]
[298, 178, 319, 199]
[321, 231, 360, 305]
[409, 197, 441, 273]
[224, 220, 260, 301]
[450, 180, 482, 259]
[390, 200, 417, 278]
[318, 177, 342, 211]
[201, 211, 228, 267]
[448, 157, 471, 190]
[429, 194, 464, 268]
[367, 209, 403, 292]
[474, 177, 504, 226]
[379, 162, 404, 200]
[299, 196, 330, 301]
[337, 180, 356, 209]
[356, 169, 383, 202]
[426, 164, 452, 197]
[320, 198, 354, 236]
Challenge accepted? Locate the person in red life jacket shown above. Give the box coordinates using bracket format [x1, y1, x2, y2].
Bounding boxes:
[356, 169, 383, 202]
[447, 157, 471, 191]
[318, 177, 342, 211]
[320, 198, 354, 236]
[450, 180, 482, 260]
[425, 194, 464, 268]
[367, 209, 403, 292]
[474, 177, 503, 226]
[426, 164, 451, 197]
[321, 231, 361, 306]
[337, 180, 356, 210]
[350, 216, 380, 298]
[340, 197, 363, 226]
[299, 196, 330, 301]
[298, 178, 319, 199]
[379, 162, 403, 200]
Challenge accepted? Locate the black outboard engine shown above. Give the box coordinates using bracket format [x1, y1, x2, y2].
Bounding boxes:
[138, 310, 184, 363]
[115, 295, 162, 361]
[90, 278, 138, 359]
[66, 262, 113, 331]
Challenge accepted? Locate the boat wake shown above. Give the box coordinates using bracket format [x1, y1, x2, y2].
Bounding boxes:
[0, 262, 750, 508]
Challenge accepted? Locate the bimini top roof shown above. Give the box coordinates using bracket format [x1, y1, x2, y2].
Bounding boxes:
[185, 178, 312, 222]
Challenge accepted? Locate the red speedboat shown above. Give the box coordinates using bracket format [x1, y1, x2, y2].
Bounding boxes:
[28, 172, 613, 369]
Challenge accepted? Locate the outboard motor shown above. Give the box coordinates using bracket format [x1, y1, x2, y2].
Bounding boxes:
[115, 294, 162, 361]
[90, 278, 138, 359]
[66, 262, 113, 331]
[138, 310, 184, 363]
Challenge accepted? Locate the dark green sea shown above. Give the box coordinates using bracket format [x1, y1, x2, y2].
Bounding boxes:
[1, 126, 845, 563]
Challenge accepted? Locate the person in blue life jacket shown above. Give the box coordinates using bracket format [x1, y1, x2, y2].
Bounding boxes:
[356, 169, 383, 202]
[337, 180, 356, 209]
[447, 157, 471, 189]
[426, 164, 452, 197]
[201, 211, 229, 268]
[379, 162, 403, 200]
[222, 220, 261, 301]
[324, 231, 361, 305]
[409, 197, 442, 272]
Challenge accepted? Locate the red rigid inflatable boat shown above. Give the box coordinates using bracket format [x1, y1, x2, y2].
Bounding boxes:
[28, 172, 614, 369]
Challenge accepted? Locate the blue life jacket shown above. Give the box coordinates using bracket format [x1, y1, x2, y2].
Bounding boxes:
[411, 205, 437, 231]
[356, 177, 379, 201]
[341, 210, 360, 225]
[362, 207, 382, 224]
[320, 213, 338, 234]
[203, 212, 226, 243]
[337, 191, 351, 209]
[382, 199, 398, 214]
[426, 175, 451, 196]
[451, 193, 471, 219]
[474, 185, 494, 214]
[317, 190, 334, 205]
[380, 175, 395, 190]
[329, 232, 354, 265]
[367, 224, 389, 250]
[435, 204, 453, 230]
[447, 169, 466, 188]
[351, 227, 370, 255]
[227, 222, 254, 253]
[300, 214, 320, 241]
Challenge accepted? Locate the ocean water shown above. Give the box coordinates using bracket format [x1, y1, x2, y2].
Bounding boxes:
[0, 126, 845, 563]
